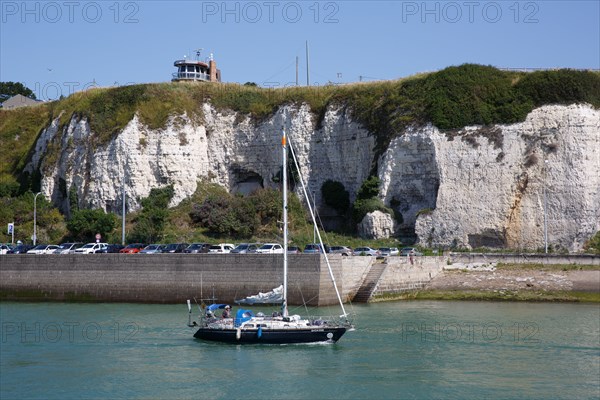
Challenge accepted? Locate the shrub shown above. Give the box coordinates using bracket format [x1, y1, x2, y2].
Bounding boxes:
[129, 185, 174, 243]
[515, 69, 600, 107]
[584, 231, 600, 254]
[356, 176, 381, 200]
[419, 64, 532, 129]
[352, 176, 386, 223]
[0, 178, 19, 197]
[190, 192, 261, 238]
[67, 209, 117, 242]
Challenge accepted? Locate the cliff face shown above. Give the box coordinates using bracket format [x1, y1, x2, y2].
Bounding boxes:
[413, 104, 600, 252]
[25, 103, 599, 251]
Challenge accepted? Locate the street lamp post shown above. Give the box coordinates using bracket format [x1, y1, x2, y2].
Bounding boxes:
[312, 190, 317, 243]
[121, 165, 127, 246]
[33, 192, 42, 246]
[543, 160, 548, 254]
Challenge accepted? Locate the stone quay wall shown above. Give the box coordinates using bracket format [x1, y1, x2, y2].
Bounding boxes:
[375, 256, 444, 296]
[0, 254, 373, 305]
[449, 253, 600, 266]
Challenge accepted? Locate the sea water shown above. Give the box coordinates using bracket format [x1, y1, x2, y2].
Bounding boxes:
[1, 301, 598, 399]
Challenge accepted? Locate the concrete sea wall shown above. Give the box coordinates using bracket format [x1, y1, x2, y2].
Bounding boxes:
[0, 254, 373, 305]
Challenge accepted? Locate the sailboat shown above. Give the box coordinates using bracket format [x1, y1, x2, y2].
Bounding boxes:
[187, 129, 353, 344]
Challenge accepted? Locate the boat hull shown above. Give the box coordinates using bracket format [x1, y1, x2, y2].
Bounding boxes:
[194, 327, 347, 344]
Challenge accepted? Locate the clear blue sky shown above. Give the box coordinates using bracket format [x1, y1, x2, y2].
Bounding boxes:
[1, 0, 599, 100]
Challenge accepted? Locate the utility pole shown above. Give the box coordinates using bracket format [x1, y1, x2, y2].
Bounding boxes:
[33, 192, 42, 245]
[305, 41, 310, 86]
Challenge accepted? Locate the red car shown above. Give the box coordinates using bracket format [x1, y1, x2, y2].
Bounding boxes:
[119, 243, 146, 254]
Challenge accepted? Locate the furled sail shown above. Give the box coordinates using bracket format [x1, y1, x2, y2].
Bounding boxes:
[236, 285, 284, 304]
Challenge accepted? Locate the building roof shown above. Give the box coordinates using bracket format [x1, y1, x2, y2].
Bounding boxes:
[1, 94, 43, 110]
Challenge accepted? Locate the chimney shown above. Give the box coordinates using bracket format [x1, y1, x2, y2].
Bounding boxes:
[209, 60, 217, 82]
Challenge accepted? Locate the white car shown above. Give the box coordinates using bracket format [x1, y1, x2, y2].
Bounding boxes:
[27, 244, 59, 254]
[255, 243, 284, 254]
[73, 243, 108, 254]
[0, 244, 13, 255]
[209, 243, 235, 253]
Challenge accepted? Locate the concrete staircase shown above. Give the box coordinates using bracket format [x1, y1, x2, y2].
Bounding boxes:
[352, 262, 387, 303]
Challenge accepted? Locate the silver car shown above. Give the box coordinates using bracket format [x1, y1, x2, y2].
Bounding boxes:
[139, 244, 165, 254]
[353, 247, 380, 256]
[379, 247, 399, 257]
[400, 247, 423, 256]
[53, 242, 84, 254]
[231, 243, 261, 254]
[329, 246, 352, 256]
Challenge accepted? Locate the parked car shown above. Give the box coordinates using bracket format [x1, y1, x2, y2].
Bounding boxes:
[353, 247, 380, 256]
[209, 243, 235, 253]
[27, 244, 59, 254]
[139, 244, 165, 254]
[6, 244, 34, 254]
[329, 246, 352, 256]
[303, 243, 329, 254]
[184, 243, 211, 253]
[161, 243, 189, 253]
[96, 244, 125, 253]
[287, 246, 301, 254]
[53, 242, 84, 254]
[0, 244, 13, 255]
[379, 247, 399, 257]
[74, 243, 108, 254]
[119, 243, 146, 254]
[230, 243, 261, 254]
[255, 243, 284, 254]
[400, 247, 423, 256]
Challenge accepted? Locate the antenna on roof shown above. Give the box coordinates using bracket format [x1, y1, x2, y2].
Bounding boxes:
[195, 48, 203, 60]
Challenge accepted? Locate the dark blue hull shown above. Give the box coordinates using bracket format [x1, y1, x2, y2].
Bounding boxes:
[194, 327, 347, 344]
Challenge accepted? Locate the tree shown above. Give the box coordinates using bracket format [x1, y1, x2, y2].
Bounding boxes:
[67, 209, 117, 241]
[0, 81, 36, 101]
[190, 193, 259, 238]
[356, 176, 380, 200]
[352, 176, 394, 224]
[129, 186, 174, 243]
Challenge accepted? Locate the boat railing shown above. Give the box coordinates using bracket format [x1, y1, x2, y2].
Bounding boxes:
[172, 72, 210, 81]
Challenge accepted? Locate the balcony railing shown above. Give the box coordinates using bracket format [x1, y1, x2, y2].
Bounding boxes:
[172, 72, 209, 81]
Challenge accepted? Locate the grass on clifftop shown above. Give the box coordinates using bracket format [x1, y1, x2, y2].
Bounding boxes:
[2, 64, 600, 192]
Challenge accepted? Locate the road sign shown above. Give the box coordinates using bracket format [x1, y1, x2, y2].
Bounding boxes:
[95, 233, 101, 243]
[8, 223, 15, 245]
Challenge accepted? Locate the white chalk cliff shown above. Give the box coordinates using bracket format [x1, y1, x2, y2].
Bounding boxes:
[25, 103, 599, 251]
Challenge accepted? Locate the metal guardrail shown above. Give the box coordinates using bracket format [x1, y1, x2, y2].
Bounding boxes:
[498, 67, 600, 73]
[172, 72, 210, 81]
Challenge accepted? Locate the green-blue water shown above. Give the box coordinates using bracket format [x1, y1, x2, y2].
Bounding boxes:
[1, 301, 599, 399]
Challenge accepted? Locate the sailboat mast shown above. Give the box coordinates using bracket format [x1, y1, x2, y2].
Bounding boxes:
[281, 129, 289, 318]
